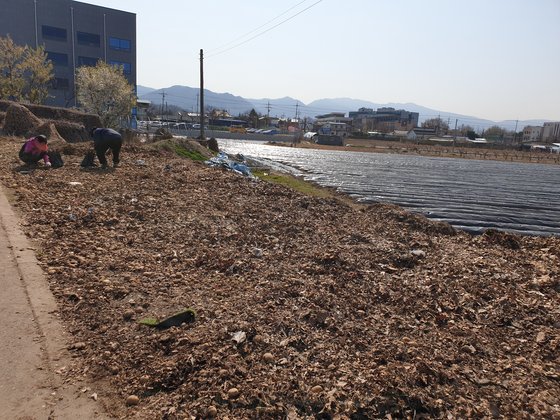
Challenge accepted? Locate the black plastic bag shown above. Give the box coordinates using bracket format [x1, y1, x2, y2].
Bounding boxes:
[80, 151, 96, 167]
[48, 151, 64, 168]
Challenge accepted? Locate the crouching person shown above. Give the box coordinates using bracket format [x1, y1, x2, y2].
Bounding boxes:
[90, 127, 123, 168]
[19, 135, 51, 168]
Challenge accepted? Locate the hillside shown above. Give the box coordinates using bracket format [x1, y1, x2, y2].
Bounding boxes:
[137, 86, 157, 97]
[139, 85, 255, 116]
[137, 85, 551, 130]
[0, 136, 558, 418]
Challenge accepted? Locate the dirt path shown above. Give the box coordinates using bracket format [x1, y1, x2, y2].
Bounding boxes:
[0, 211, 55, 417]
[0, 184, 110, 420]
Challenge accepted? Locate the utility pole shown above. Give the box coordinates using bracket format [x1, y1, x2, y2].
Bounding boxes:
[33, 0, 38, 48]
[160, 91, 165, 123]
[453, 119, 458, 146]
[295, 102, 299, 120]
[267, 101, 271, 128]
[513, 119, 519, 144]
[200, 49, 205, 140]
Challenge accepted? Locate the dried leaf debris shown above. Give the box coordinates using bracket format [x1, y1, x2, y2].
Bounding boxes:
[0, 137, 558, 419]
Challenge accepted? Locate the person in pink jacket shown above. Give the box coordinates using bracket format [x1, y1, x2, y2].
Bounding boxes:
[19, 135, 51, 167]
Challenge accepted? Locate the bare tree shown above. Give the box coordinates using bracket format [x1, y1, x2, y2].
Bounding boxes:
[484, 125, 507, 139]
[422, 117, 449, 133]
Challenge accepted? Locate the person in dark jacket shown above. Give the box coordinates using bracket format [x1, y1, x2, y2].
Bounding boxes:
[90, 127, 123, 168]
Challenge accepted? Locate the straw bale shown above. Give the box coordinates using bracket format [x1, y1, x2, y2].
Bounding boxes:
[0, 100, 10, 113]
[3, 103, 41, 136]
[0, 100, 102, 133]
[78, 113, 102, 133]
[24, 103, 101, 132]
[35, 122, 67, 149]
[44, 119, 89, 143]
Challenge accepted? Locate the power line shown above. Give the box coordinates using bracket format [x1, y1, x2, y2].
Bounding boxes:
[206, 0, 323, 58]
[206, 0, 312, 54]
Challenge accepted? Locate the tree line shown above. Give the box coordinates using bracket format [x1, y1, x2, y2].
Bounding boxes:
[421, 117, 518, 140]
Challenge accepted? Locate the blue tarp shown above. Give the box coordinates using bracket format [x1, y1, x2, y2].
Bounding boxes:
[205, 152, 254, 178]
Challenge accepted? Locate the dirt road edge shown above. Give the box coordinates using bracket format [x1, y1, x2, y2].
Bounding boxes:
[0, 183, 112, 419]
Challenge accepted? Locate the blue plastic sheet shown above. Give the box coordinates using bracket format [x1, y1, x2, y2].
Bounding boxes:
[205, 152, 255, 178]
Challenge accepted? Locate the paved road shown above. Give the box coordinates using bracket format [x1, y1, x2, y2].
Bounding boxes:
[0, 184, 110, 419]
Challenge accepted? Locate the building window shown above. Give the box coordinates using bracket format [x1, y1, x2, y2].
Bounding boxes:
[42, 25, 67, 41]
[46, 51, 68, 66]
[51, 77, 70, 90]
[78, 56, 100, 67]
[110, 60, 131, 75]
[109, 37, 131, 52]
[77, 32, 100, 47]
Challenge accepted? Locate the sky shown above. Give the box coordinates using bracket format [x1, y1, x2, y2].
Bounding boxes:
[84, 0, 560, 122]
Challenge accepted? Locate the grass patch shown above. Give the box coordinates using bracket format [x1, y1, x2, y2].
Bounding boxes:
[148, 138, 214, 161]
[252, 169, 333, 198]
[172, 144, 208, 161]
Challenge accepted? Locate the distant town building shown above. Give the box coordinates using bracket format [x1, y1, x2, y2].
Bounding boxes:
[314, 112, 352, 136]
[522, 125, 543, 142]
[406, 127, 436, 141]
[314, 112, 351, 124]
[258, 116, 280, 128]
[278, 118, 300, 132]
[210, 109, 232, 119]
[392, 130, 409, 138]
[542, 122, 560, 143]
[317, 122, 348, 137]
[349, 107, 419, 133]
[136, 99, 151, 121]
[0, 0, 136, 108]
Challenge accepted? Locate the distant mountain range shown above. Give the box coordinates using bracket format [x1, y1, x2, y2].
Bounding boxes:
[137, 85, 550, 132]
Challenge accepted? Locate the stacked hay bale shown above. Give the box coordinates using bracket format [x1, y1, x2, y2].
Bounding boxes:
[3, 103, 42, 136]
[0, 100, 101, 143]
[24, 102, 101, 134]
[44, 120, 89, 142]
[36, 122, 67, 149]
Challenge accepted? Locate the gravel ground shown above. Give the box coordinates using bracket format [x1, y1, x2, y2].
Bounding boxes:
[0, 136, 559, 419]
